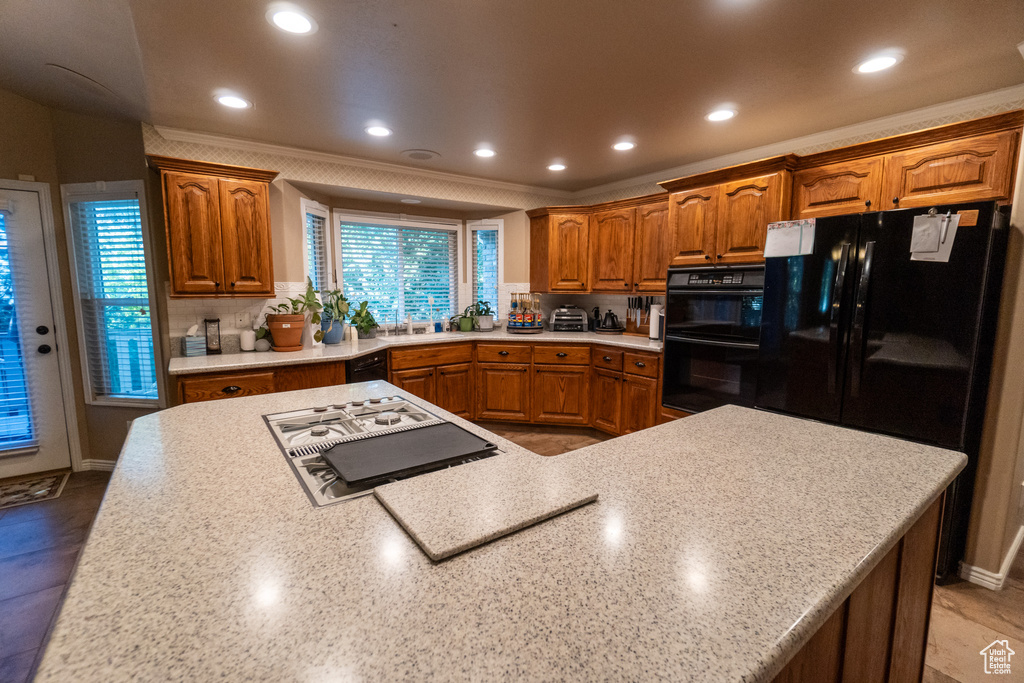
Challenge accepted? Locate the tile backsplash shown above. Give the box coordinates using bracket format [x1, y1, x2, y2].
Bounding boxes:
[165, 281, 309, 337]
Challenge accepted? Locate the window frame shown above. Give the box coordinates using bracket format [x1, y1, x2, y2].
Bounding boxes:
[61, 180, 164, 408]
[301, 198, 333, 291]
[331, 210, 464, 323]
[467, 218, 504, 314]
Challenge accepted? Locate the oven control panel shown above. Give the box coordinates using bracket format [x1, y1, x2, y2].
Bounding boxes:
[687, 272, 743, 285]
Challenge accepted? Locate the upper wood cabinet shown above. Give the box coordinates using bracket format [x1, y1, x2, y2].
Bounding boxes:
[792, 157, 884, 219]
[589, 208, 635, 292]
[148, 155, 278, 298]
[667, 185, 717, 266]
[529, 211, 590, 292]
[882, 130, 1019, 208]
[632, 200, 672, 292]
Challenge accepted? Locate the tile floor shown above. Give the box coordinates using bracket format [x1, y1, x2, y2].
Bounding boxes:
[0, 470, 110, 683]
[0, 430, 1020, 683]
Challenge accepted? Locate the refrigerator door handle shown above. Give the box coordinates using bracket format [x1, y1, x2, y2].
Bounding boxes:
[828, 243, 851, 394]
[850, 240, 876, 397]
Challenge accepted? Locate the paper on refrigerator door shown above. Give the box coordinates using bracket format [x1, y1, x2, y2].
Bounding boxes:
[911, 213, 960, 263]
[764, 219, 816, 258]
[909, 214, 942, 252]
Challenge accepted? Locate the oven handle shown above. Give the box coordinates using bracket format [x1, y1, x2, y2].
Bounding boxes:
[828, 243, 851, 395]
[666, 334, 759, 350]
[849, 241, 875, 398]
[666, 288, 764, 296]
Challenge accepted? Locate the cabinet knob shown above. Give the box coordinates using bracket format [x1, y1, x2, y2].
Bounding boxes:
[704, 255, 711, 261]
[556, 352, 567, 357]
[865, 200, 872, 209]
[214, 282, 220, 288]
[222, 385, 241, 394]
[716, 254, 722, 259]
[603, 356, 612, 362]
[521, 367, 527, 372]
[892, 197, 899, 205]
[498, 350, 509, 356]
[230, 282, 236, 287]
[623, 283, 628, 287]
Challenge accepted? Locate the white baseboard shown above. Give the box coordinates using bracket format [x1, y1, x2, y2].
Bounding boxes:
[960, 525, 1024, 590]
[78, 459, 116, 472]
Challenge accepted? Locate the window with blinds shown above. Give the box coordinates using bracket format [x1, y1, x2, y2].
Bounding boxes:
[472, 228, 499, 307]
[67, 197, 158, 403]
[339, 222, 458, 322]
[305, 211, 329, 291]
[0, 212, 34, 448]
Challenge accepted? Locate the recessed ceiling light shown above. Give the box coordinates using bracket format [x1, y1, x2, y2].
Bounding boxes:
[400, 198, 421, 204]
[216, 94, 252, 109]
[266, 4, 318, 34]
[706, 109, 736, 122]
[612, 141, 635, 151]
[474, 148, 496, 158]
[547, 163, 566, 171]
[365, 126, 393, 137]
[855, 52, 903, 74]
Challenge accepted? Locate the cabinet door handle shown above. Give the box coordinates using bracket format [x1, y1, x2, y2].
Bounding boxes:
[521, 367, 528, 372]
[214, 282, 220, 288]
[716, 254, 722, 259]
[498, 350, 509, 356]
[865, 199, 872, 209]
[623, 283, 628, 287]
[222, 385, 241, 394]
[892, 197, 899, 205]
[704, 255, 711, 261]
[634, 361, 646, 368]
[603, 355, 612, 362]
[230, 282, 236, 287]
[634, 282, 638, 288]
[556, 352, 567, 357]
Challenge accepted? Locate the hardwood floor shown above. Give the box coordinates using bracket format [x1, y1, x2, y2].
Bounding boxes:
[0, 448, 1019, 683]
[0, 470, 111, 683]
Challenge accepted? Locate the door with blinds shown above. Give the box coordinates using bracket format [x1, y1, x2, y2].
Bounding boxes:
[0, 187, 72, 479]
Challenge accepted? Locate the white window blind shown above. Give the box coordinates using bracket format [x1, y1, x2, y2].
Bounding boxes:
[339, 222, 458, 322]
[472, 228, 499, 307]
[67, 197, 158, 403]
[0, 211, 34, 448]
[305, 211, 329, 291]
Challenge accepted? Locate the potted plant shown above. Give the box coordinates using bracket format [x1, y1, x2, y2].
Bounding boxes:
[459, 305, 476, 332]
[265, 278, 322, 351]
[350, 301, 379, 339]
[472, 300, 494, 331]
[319, 289, 350, 345]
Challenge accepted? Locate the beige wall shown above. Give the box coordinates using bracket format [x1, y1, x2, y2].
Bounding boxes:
[0, 88, 159, 464]
[496, 210, 530, 283]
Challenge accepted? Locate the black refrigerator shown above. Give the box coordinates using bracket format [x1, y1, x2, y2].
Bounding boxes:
[755, 201, 1008, 581]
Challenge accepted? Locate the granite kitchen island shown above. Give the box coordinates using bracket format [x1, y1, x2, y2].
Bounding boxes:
[35, 382, 965, 682]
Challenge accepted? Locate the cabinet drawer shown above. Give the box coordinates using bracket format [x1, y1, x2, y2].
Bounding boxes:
[623, 351, 659, 378]
[592, 347, 624, 371]
[179, 371, 275, 403]
[390, 343, 472, 370]
[533, 344, 590, 365]
[476, 343, 532, 363]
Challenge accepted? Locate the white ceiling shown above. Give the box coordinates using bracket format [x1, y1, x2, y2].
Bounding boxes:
[1, 0, 1023, 192]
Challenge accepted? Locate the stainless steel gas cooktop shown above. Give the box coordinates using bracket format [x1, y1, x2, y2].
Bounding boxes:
[264, 396, 498, 507]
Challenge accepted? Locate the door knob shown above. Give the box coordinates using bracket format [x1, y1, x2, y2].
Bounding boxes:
[38, 344, 52, 354]
[36, 325, 49, 335]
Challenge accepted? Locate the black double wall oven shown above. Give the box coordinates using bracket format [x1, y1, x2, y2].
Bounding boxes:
[661, 266, 765, 413]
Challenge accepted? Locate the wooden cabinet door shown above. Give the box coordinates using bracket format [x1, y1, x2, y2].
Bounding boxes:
[531, 365, 589, 425]
[390, 367, 435, 403]
[589, 208, 635, 292]
[476, 363, 531, 421]
[668, 186, 717, 266]
[550, 214, 590, 291]
[590, 368, 622, 434]
[792, 157, 884, 219]
[882, 130, 1019, 208]
[436, 362, 473, 418]
[621, 375, 658, 434]
[632, 200, 671, 292]
[716, 172, 786, 264]
[219, 178, 274, 296]
[163, 172, 224, 295]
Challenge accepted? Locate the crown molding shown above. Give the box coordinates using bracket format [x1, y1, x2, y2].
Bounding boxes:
[151, 125, 574, 201]
[576, 83, 1024, 201]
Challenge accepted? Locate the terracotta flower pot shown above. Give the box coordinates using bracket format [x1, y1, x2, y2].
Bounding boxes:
[266, 313, 305, 351]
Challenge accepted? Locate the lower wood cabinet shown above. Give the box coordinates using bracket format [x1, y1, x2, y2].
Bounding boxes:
[175, 360, 346, 404]
[591, 368, 622, 433]
[476, 362, 531, 421]
[531, 365, 589, 425]
[390, 366, 436, 404]
[436, 363, 473, 418]
[621, 375, 659, 435]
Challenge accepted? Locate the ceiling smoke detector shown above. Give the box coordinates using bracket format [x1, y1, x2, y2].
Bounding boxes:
[401, 149, 441, 161]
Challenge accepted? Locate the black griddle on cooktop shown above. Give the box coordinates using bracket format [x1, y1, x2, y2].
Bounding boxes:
[322, 422, 498, 486]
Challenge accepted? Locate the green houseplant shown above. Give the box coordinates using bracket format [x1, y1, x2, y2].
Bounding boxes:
[350, 301, 379, 339]
[471, 300, 494, 331]
[319, 289, 350, 345]
[459, 305, 476, 332]
[265, 278, 322, 351]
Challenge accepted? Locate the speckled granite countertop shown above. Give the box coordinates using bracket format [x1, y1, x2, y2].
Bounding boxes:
[167, 329, 663, 375]
[36, 386, 965, 682]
